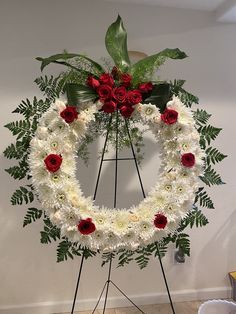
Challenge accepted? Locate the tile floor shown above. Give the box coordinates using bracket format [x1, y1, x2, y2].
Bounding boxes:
[59, 301, 202, 314]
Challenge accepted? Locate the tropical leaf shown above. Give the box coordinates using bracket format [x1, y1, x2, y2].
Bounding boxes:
[105, 15, 130, 72]
[205, 146, 227, 165]
[131, 48, 187, 85]
[65, 83, 97, 105]
[36, 53, 104, 75]
[144, 83, 171, 112]
[23, 207, 43, 227]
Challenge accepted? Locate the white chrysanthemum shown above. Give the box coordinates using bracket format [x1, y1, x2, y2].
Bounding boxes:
[140, 103, 160, 122]
[55, 99, 66, 112]
[61, 207, 80, 226]
[167, 96, 194, 125]
[112, 212, 130, 234]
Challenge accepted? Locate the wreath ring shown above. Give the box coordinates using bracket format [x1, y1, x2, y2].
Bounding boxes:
[29, 97, 203, 251]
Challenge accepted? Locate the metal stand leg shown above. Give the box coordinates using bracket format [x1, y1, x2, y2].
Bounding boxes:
[71, 253, 85, 314]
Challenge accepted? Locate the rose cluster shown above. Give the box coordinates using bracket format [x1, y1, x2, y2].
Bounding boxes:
[87, 69, 153, 118]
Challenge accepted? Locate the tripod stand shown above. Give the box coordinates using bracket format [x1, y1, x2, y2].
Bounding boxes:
[71, 110, 176, 314]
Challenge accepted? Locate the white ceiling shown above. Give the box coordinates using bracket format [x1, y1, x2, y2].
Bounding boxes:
[104, 0, 236, 22]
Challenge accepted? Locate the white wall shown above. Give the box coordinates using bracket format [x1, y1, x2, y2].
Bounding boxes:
[0, 1, 235, 313]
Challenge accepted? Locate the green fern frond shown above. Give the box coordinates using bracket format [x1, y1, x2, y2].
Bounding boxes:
[170, 80, 199, 107]
[101, 252, 116, 267]
[11, 186, 34, 205]
[57, 240, 73, 262]
[5, 164, 28, 180]
[195, 187, 214, 209]
[40, 218, 61, 244]
[117, 250, 134, 267]
[193, 109, 211, 126]
[23, 207, 43, 227]
[4, 120, 31, 139]
[176, 233, 190, 256]
[205, 146, 227, 166]
[200, 165, 225, 186]
[199, 125, 222, 149]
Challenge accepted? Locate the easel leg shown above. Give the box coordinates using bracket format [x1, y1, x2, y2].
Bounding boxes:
[102, 256, 113, 313]
[71, 254, 85, 314]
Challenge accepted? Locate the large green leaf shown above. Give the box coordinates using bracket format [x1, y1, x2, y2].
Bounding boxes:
[36, 53, 104, 75]
[105, 15, 130, 71]
[65, 83, 98, 105]
[144, 83, 171, 112]
[131, 48, 187, 85]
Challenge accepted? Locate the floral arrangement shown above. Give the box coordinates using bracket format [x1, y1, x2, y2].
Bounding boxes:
[4, 16, 226, 267]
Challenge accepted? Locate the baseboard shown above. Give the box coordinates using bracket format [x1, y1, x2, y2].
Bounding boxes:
[0, 287, 231, 314]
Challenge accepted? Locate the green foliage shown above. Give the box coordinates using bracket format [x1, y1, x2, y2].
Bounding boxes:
[144, 83, 171, 112]
[131, 49, 187, 86]
[205, 146, 227, 166]
[57, 240, 74, 262]
[105, 15, 130, 72]
[195, 188, 214, 209]
[36, 52, 104, 75]
[176, 233, 190, 256]
[23, 207, 43, 227]
[117, 250, 134, 267]
[5, 120, 31, 140]
[135, 245, 155, 269]
[13, 97, 50, 120]
[101, 252, 116, 267]
[170, 80, 199, 107]
[11, 186, 34, 205]
[40, 218, 61, 244]
[200, 165, 225, 186]
[193, 109, 211, 126]
[65, 83, 97, 105]
[199, 125, 222, 149]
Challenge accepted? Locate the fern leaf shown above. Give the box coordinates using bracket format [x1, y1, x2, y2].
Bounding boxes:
[40, 218, 61, 244]
[176, 233, 190, 256]
[199, 125, 222, 149]
[23, 208, 43, 227]
[205, 146, 227, 165]
[5, 165, 28, 180]
[200, 165, 225, 186]
[57, 240, 73, 262]
[195, 187, 214, 209]
[5, 120, 31, 139]
[12, 99, 34, 119]
[117, 250, 134, 267]
[193, 109, 211, 125]
[11, 186, 34, 205]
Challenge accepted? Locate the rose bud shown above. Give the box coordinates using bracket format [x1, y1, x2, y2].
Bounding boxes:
[97, 84, 112, 100]
[86, 75, 100, 89]
[127, 90, 142, 105]
[161, 108, 178, 125]
[102, 100, 117, 113]
[112, 86, 127, 103]
[60, 106, 78, 123]
[139, 82, 153, 93]
[120, 73, 132, 87]
[99, 73, 114, 86]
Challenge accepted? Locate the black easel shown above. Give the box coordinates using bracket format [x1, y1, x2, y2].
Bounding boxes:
[70, 110, 176, 314]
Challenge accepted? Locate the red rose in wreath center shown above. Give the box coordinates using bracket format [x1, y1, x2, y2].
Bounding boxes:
[77, 218, 96, 235]
[44, 154, 62, 173]
[181, 153, 195, 168]
[161, 108, 178, 125]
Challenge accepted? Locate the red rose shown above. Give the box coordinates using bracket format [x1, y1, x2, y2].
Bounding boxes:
[44, 154, 62, 173]
[97, 84, 112, 100]
[161, 108, 178, 125]
[139, 82, 153, 93]
[120, 73, 132, 87]
[77, 218, 96, 235]
[127, 90, 142, 105]
[181, 153, 195, 168]
[86, 75, 100, 89]
[112, 86, 127, 103]
[60, 106, 78, 123]
[154, 213, 168, 229]
[99, 73, 114, 86]
[120, 104, 134, 118]
[102, 100, 117, 113]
